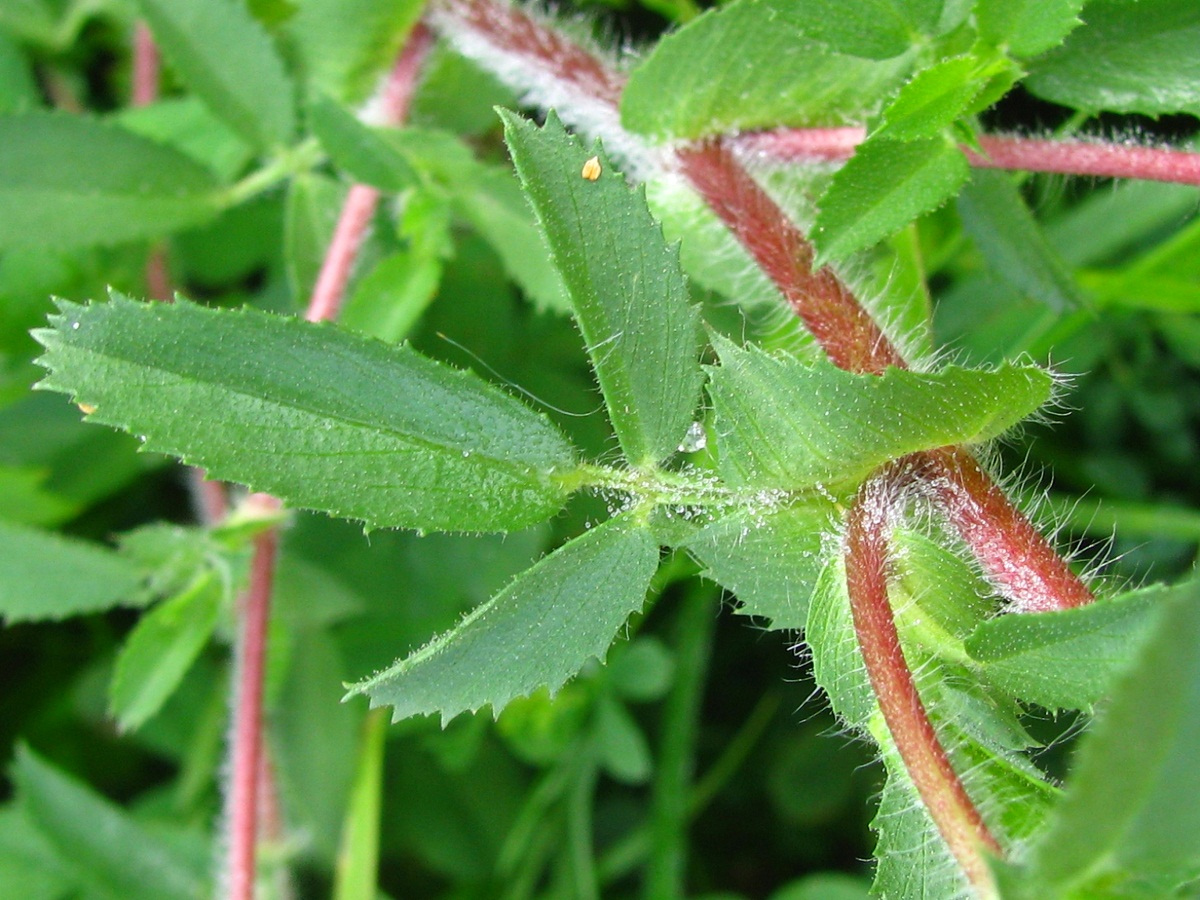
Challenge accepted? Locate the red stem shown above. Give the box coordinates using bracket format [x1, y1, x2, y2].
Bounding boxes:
[918, 448, 1093, 611]
[845, 464, 1001, 895]
[743, 128, 1200, 187]
[675, 140, 907, 374]
[304, 24, 434, 324]
[224, 26, 434, 899]
[432, 0, 1095, 613]
[226, 495, 281, 900]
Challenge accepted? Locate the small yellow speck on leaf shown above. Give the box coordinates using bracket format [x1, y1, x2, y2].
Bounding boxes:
[581, 156, 602, 181]
[77, 402, 97, 415]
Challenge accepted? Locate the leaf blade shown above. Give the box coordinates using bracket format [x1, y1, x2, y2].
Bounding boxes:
[348, 513, 660, 722]
[620, 0, 913, 140]
[108, 572, 223, 732]
[13, 746, 208, 900]
[1024, 0, 1200, 117]
[965, 585, 1165, 711]
[501, 111, 703, 466]
[1020, 578, 1200, 894]
[133, 0, 296, 150]
[813, 136, 969, 265]
[707, 339, 1052, 490]
[0, 520, 143, 623]
[34, 295, 579, 533]
[0, 113, 222, 250]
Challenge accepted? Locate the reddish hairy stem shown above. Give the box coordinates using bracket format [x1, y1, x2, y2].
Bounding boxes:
[304, 23, 434, 324]
[919, 448, 1093, 611]
[675, 140, 906, 374]
[433, 0, 1094, 612]
[845, 466, 1001, 895]
[743, 128, 1200, 188]
[226, 495, 281, 900]
[442, 0, 624, 106]
[224, 24, 437, 899]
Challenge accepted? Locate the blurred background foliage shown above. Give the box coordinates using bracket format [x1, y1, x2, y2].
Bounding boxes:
[0, 0, 1196, 898]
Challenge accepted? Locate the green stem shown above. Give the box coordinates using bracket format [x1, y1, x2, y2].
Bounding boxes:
[644, 584, 717, 899]
[223, 138, 323, 207]
[567, 745, 600, 900]
[598, 690, 780, 886]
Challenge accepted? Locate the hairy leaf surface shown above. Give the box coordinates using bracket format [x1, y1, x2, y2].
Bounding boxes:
[686, 503, 836, 630]
[975, 0, 1087, 57]
[707, 339, 1051, 490]
[813, 136, 969, 264]
[1017, 578, 1200, 895]
[502, 112, 703, 466]
[1024, 0, 1200, 116]
[620, 0, 912, 140]
[966, 586, 1165, 711]
[0, 113, 222, 249]
[347, 513, 659, 722]
[133, 0, 295, 149]
[34, 296, 579, 532]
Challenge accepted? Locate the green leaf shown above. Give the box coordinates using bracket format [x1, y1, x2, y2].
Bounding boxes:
[595, 693, 653, 784]
[368, 127, 571, 314]
[133, 0, 296, 150]
[813, 136, 969, 265]
[287, 0, 424, 103]
[620, 0, 913, 140]
[975, 0, 1087, 57]
[0, 113, 222, 250]
[108, 572, 223, 733]
[284, 172, 348, 307]
[685, 502, 836, 630]
[332, 709, 388, 900]
[501, 112, 704, 466]
[875, 56, 993, 141]
[707, 338, 1051, 490]
[341, 250, 442, 343]
[806, 558, 876, 727]
[116, 97, 253, 183]
[958, 170, 1086, 312]
[1024, 0, 1200, 117]
[0, 30, 37, 115]
[0, 465, 76, 526]
[309, 93, 420, 192]
[966, 585, 1166, 711]
[1018, 578, 1200, 895]
[347, 513, 659, 723]
[12, 746, 208, 900]
[0, 520, 143, 623]
[34, 295, 579, 532]
[777, 0, 945, 60]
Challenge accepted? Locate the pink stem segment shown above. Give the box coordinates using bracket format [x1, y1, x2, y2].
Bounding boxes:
[131, 23, 160, 107]
[226, 495, 282, 900]
[303, 23, 434, 324]
[742, 128, 1200, 188]
[845, 464, 1001, 895]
